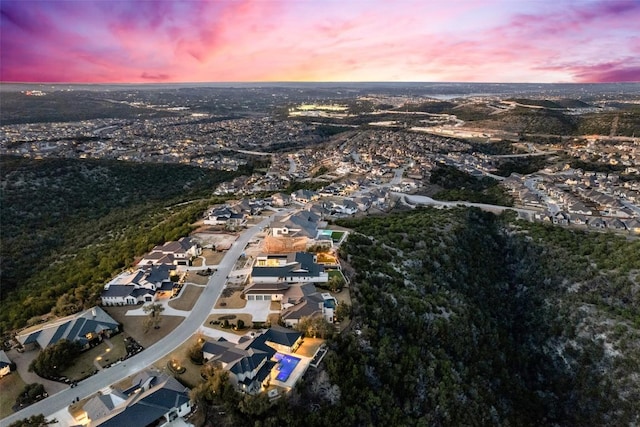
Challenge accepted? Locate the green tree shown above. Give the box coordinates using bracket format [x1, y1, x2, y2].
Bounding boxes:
[8, 414, 56, 427]
[327, 276, 343, 292]
[296, 316, 335, 339]
[335, 301, 352, 322]
[29, 339, 82, 378]
[188, 339, 204, 365]
[142, 303, 165, 332]
[16, 383, 46, 406]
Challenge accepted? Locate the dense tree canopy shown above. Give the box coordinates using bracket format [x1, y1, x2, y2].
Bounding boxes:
[0, 156, 241, 333]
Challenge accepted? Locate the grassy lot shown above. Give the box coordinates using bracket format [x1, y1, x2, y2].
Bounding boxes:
[204, 314, 253, 334]
[191, 257, 204, 267]
[0, 373, 27, 418]
[104, 307, 184, 348]
[168, 285, 203, 311]
[201, 249, 224, 265]
[184, 272, 209, 286]
[215, 289, 246, 309]
[60, 335, 126, 381]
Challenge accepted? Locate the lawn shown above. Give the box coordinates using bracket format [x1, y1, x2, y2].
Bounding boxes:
[201, 249, 224, 265]
[204, 314, 254, 334]
[215, 289, 246, 309]
[0, 373, 27, 418]
[60, 335, 127, 381]
[168, 285, 203, 311]
[331, 231, 346, 242]
[103, 307, 184, 349]
[184, 272, 209, 286]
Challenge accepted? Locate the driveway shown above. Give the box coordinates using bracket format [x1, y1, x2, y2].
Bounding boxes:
[6, 348, 68, 395]
[210, 300, 278, 323]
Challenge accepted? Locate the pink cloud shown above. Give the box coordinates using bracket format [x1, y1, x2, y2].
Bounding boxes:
[1, 0, 639, 83]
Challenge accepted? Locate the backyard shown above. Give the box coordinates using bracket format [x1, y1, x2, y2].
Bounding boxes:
[331, 231, 346, 242]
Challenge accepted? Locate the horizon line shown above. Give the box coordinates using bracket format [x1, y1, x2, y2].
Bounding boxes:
[2, 80, 639, 86]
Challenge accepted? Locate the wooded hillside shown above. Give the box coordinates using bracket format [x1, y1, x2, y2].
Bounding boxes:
[0, 156, 239, 333]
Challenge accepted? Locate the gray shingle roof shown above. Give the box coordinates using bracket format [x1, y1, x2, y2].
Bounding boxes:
[17, 307, 119, 349]
[251, 252, 324, 279]
[93, 376, 189, 427]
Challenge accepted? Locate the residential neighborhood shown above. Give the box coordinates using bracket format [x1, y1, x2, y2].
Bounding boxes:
[2, 86, 640, 426]
[1, 204, 347, 426]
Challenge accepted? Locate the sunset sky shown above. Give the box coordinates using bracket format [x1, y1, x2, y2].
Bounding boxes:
[1, 0, 639, 83]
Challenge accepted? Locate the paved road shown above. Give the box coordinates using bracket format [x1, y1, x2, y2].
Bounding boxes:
[288, 155, 297, 174]
[390, 167, 405, 186]
[397, 193, 540, 221]
[490, 150, 558, 158]
[0, 214, 278, 427]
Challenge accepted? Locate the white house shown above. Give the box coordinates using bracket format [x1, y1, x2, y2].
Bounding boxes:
[139, 237, 201, 266]
[251, 252, 328, 285]
[101, 265, 176, 306]
[281, 284, 337, 327]
[202, 326, 303, 395]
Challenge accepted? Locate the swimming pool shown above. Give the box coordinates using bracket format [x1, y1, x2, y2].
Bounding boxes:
[274, 353, 301, 382]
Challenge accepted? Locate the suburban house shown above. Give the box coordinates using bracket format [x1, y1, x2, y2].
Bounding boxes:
[270, 210, 321, 239]
[242, 281, 337, 326]
[291, 189, 319, 203]
[243, 282, 290, 302]
[588, 217, 607, 228]
[101, 264, 177, 306]
[330, 199, 358, 215]
[138, 237, 201, 266]
[79, 370, 192, 427]
[204, 199, 263, 227]
[17, 307, 119, 351]
[280, 284, 337, 327]
[204, 206, 246, 227]
[264, 208, 328, 252]
[251, 252, 329, 285]
[270, 192, 292, 207]
[202, 326, 303, 394]
[0, 350, 13, 377]
[625, 218, 640, 234]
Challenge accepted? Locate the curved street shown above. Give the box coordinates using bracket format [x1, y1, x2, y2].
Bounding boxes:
[397, 193, 540, 221]
[0, 213, 278, 427]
